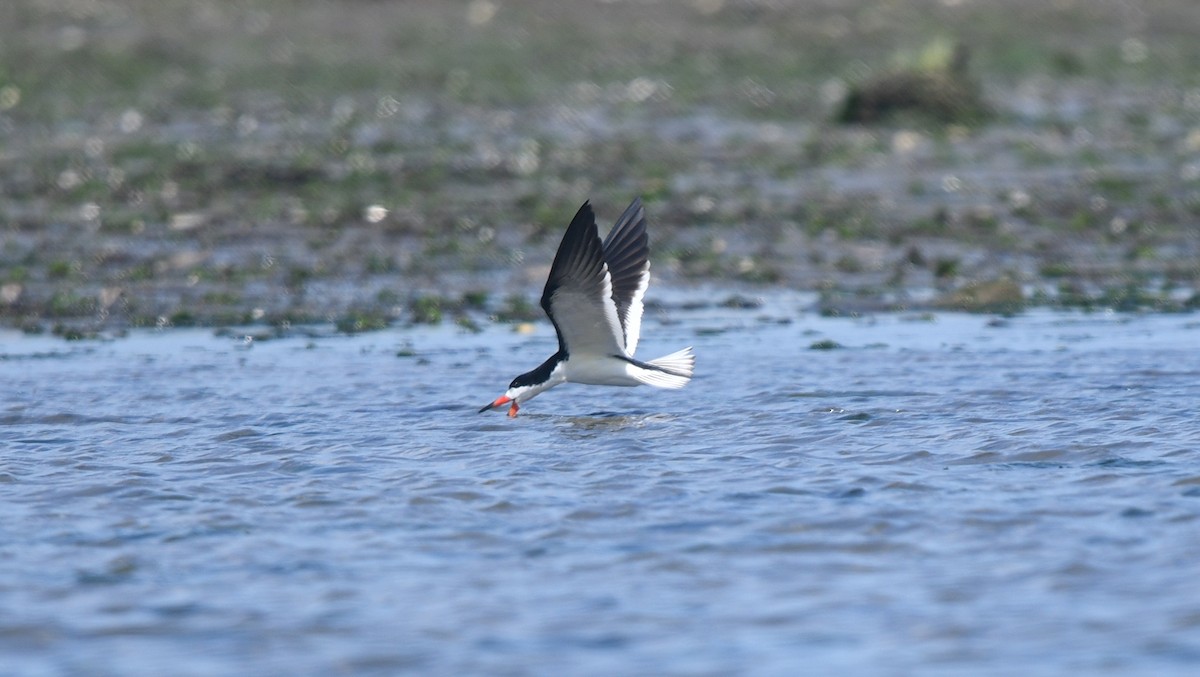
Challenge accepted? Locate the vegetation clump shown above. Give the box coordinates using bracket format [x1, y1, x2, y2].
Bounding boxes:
[838, 40, 989, 125]
[335, 310, 391, 334]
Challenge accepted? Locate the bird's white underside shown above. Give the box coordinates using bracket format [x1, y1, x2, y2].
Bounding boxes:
[506, 346, 695, 405]
[547, 262, 628, 357]
[562, 353, 650, 386]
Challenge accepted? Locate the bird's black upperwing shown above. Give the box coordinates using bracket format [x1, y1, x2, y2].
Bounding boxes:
[540, 201, 626, 358]
[601, 197, 650, 355]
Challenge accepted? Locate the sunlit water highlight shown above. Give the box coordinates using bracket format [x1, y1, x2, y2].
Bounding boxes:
[3, 296, 1199, 675]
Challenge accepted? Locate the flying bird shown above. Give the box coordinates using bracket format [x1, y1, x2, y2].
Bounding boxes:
[480, 198, 695, 417]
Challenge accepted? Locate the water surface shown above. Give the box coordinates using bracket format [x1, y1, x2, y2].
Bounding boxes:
[3, 297, 1199, 675]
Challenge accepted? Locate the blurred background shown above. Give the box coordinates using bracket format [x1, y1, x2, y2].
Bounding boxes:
[2, 0, 1198, 336]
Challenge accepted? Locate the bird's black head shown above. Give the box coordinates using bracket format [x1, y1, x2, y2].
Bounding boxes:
[510, 352, 563, 389]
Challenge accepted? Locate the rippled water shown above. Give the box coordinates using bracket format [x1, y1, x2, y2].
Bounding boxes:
[3, 295, 1199, 676]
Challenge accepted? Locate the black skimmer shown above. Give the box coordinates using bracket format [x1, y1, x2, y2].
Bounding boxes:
[479, 198, 695, 417]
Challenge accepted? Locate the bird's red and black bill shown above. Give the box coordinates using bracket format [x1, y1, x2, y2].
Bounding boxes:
[479, 396, 520, 417]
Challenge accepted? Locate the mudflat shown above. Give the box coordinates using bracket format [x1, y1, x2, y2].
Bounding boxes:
[2, 0, 1198, 337]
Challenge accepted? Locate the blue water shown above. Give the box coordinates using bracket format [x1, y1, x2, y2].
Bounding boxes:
[3, 297, 1199, 675]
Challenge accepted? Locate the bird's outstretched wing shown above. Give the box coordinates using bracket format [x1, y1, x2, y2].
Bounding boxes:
[601, 198, 650, 356]
[540, 202, 626, 358]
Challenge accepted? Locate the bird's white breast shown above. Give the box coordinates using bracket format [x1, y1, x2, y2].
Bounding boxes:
[561, 354, 643, 387]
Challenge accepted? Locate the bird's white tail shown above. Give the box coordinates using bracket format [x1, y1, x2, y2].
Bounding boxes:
[632, 347, 695, 389]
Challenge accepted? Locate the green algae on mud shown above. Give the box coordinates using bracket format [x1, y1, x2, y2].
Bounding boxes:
[1, 0, 1199, 334]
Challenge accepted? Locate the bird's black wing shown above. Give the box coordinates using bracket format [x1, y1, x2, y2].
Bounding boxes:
[600, 197, 650, 355]
[540, 201, 626, 358]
